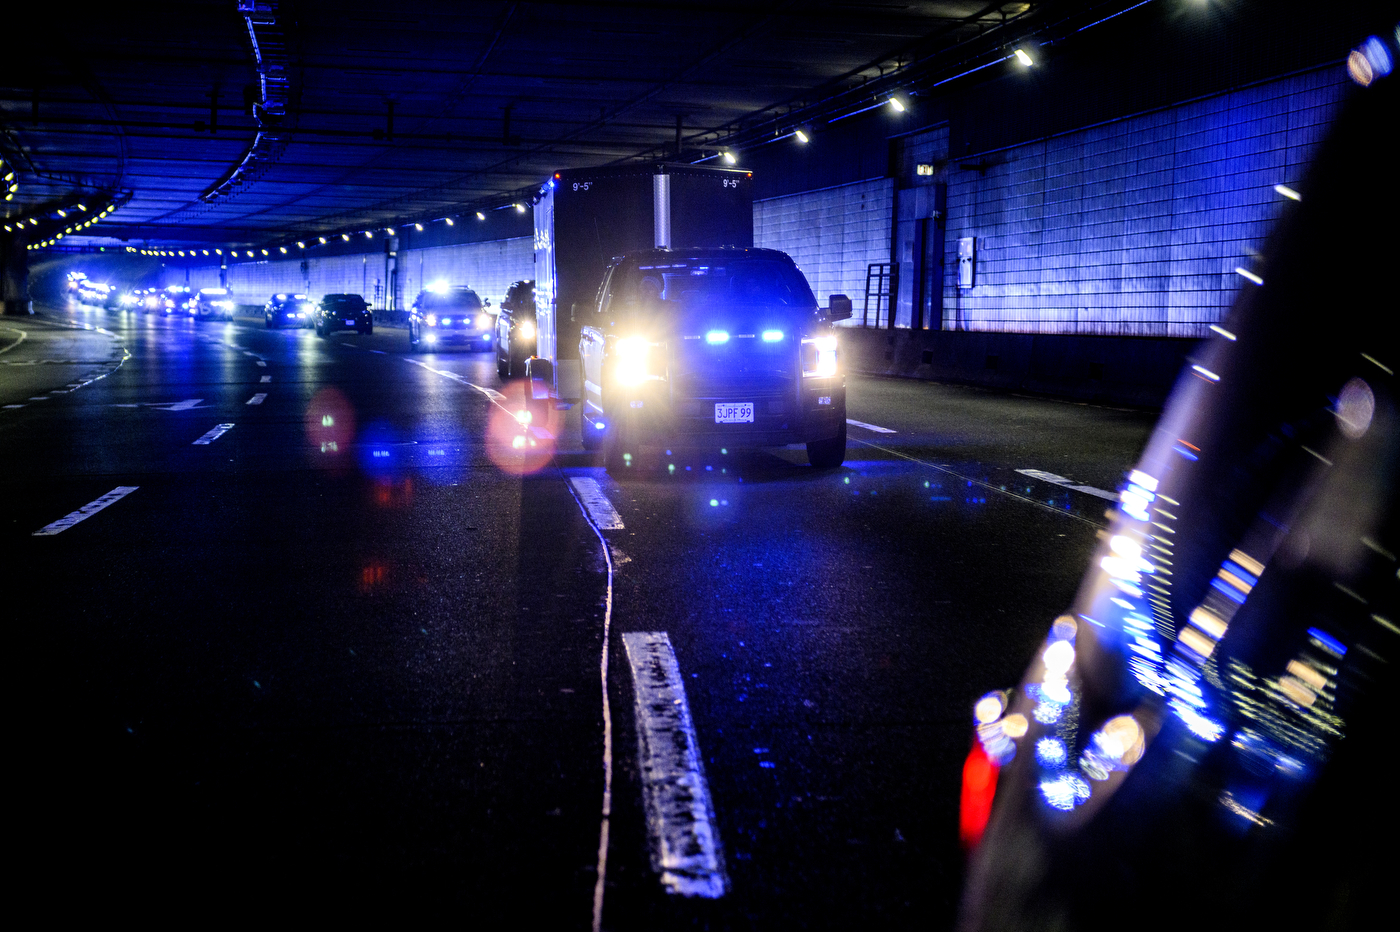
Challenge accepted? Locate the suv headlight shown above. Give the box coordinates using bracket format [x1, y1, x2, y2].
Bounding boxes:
[615, 336, 657, 387]
[801, 334, 838, 378]
[477, 313, 490, 329]
[425, 313, 438, 327]
[518, 320, 535, 340]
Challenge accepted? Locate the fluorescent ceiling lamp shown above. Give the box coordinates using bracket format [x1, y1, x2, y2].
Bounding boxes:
[794, 129, 809, 143]
[1014, 48, 1034, 66]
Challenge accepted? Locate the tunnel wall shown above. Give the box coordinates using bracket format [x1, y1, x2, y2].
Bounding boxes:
[839, 327, 1196, 409]
[189, 236, 533, 309]
[753, 177, 892, 311]
[936, 66, 1349, 337]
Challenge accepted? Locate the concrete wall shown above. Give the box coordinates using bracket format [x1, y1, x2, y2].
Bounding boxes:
[840, 328, 1196, 409]
[939, 67, 1348, 337]
[189, 236, 534, 309]
[754, 178, 893, 318]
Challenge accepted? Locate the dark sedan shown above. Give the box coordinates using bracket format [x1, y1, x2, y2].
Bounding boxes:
[264, 293, 315, 329]
[314, 293, 373, 336]
[494, 279, 536, 379]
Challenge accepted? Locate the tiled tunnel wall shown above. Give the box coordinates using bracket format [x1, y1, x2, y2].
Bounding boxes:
[939, 67, 1349, 337]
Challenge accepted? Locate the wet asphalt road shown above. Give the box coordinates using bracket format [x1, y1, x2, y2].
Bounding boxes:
[5, 304, 1157, 925]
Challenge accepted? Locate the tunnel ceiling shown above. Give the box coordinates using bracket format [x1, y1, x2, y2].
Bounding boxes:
[4, 1, 1156, 250]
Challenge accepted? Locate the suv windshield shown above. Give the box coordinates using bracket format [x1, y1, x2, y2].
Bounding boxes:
[324, 295, 366, 308]
[608, 258, 816, 313]
[420, 290, 481, 310]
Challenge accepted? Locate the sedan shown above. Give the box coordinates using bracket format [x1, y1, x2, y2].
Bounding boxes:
[314, 293, 373, 336]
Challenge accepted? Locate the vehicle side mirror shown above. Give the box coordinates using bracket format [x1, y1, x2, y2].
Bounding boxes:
[827, 294, 853, 322]
[484, 299, 492, 307]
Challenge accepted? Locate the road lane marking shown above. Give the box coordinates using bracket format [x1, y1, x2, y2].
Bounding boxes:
[369, 349, 386, 354]
[193, 423, 235, 445]
[847, 418, 895, 433]
[33, 486, 138, 536]
[622, 631, 728, 899]
[0, 327, 27, 354]
[256, 360, 267, 367]
[569, 477, 624, 530]
[260, 375, 271, 383]
[564, 471, 617, 932]
[1015, 468, 1117, 500]
[246, 393, 267, 405]
[851, 438, 1107, 529]
[2, 404, 23, 409]
[404, 357, 507, 402]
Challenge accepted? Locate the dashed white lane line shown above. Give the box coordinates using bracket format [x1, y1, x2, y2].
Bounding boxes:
[369, 349, 386, 355]
[1015, 468, 1118, 500]
[33, 486, 139, 536]
[260, 375, 271, 383]
[569, 477, 625, 530]
[3, 404, 24, 409]
[846, 418, 896, 433]
[193, 423, 235, 445]
[256, 360, 267, 367]
[246, 393, 267, 405]
[622, 631, 728, 899]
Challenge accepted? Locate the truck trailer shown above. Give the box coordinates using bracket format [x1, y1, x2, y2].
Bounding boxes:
[527, 163, 851, 470]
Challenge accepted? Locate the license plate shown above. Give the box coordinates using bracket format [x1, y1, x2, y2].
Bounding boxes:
[714, 402, 754, 424]
[344, 319, 356, 326]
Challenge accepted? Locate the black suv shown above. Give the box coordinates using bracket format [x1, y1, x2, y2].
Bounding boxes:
[578, 248, 851, 470]
[264, 293, 314, 329]
[494, 280, 536, 379]
[315, 293, 373, 336]
[408, 286, 492, 353]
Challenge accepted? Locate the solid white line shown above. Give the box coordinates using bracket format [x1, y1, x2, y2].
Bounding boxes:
[622, 631, 728, 899]
[246, 393, 267, 405]
[405, 357, 508, 402]
[260, 375, 271, 383]
[33, 486, 138, 536]
[851, 438, 1106, 529]
[193, 422, 234, 445]
[0, 327, 27, 354]
[1014, 468, 1117, 500]
[569, 477, 625, 530]
[846, 418, 896, 433]
[563, 473, 615, 932]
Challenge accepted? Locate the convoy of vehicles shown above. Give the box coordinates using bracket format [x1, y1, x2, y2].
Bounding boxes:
[58, 163, 849, 471]
[408, 284, 491, 353]
[494, 280, 536, 378]
[529, 163, 848, 469]
[314, 293, 373, 336]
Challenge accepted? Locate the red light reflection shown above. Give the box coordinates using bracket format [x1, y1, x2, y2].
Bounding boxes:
[359, 560, 391, 593]
[373, 477, 414, 508]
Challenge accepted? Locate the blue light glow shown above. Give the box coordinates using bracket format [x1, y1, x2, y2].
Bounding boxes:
[1307, 628, 1346, 657]
[1039, 774, 1091, 811]
[706, 330, 730, 345]
[1036, 737, 1067, 766]
[761, 329, 783, 342]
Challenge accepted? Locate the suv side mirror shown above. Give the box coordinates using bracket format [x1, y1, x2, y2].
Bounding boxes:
[827, 294, 853, 322]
